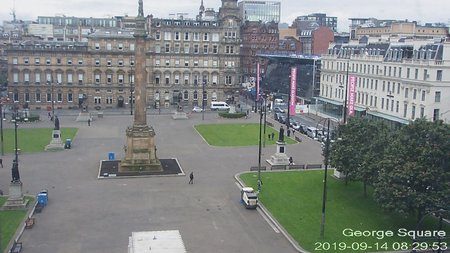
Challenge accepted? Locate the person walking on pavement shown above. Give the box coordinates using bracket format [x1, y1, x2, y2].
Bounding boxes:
[189, 172, 194, 184]
[271, 132, 275, 141]
[87, 118, 91, 126]
[289, 157, 294, 165]
[0, 158, 3, 168]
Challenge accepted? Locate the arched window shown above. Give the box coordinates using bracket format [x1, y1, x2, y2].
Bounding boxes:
[183, 90, 189, 100]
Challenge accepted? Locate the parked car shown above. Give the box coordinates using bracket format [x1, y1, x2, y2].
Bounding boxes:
[278, 114, 287, 124]
[291, 122, 301, 130]
[274, 107, 285, 114]
[192, 106, 203, 112]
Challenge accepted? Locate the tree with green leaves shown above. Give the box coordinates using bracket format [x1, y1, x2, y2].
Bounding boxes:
[330, 117, 368, 186]
[374, 119, 450, 221]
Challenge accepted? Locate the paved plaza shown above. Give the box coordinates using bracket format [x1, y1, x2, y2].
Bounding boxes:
[0, 110, 323, 253]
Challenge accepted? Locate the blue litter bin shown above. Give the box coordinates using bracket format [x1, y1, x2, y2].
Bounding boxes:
[37, 190, 48, 206]
[65, 139, 72, 149]
[108, 152, 115, 161]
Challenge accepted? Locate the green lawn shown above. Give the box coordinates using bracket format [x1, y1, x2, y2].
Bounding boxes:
[240, 171, 450, 252]
[195, 123, 296, 146]
[1, 128, 78, 153]
[0, 196, 33, 252]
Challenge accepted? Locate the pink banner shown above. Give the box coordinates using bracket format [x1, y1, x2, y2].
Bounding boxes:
[256, 62, 260, 101]
[289, 67, 297, 116]
[348, 75, 356, 117]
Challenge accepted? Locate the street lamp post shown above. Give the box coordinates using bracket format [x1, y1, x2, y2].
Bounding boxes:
[257, 98, 263, 192]
[320, 119, 331, 238]
[262, 95, 267, 147]
[0, 101, 4, 156]
[130, 57, 134, 115]
[202, 81, 206, 121]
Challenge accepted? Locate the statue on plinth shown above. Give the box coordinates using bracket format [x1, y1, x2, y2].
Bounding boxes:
[54, 116, 60, 130]
[278, 126, 285, 142]
[11, 160, 20, 182]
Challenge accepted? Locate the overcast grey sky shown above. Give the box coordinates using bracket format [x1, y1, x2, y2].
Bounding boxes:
[1, 0, 449, 32]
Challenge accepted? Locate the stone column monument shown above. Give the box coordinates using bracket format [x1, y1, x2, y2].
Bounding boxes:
[120, 0, 162, 172]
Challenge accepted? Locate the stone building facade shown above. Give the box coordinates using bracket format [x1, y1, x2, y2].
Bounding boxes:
[6, 0, 242, 110]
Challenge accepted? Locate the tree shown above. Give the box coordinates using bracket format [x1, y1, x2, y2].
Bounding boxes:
[330, 117, 368, 186]
[374, 119, 450, 221]
[357, 120, 390, 196]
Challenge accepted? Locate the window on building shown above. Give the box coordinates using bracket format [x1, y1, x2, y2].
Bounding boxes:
[68, 93, 73, 102]
[78, 73, 83, 84]
[436, 70, 442, 81]
[13, 73, 19, 84]
[130, 43, 135, 51]
[118, 74, 124, 84]
[165, 60, 170, 66]
[67, 73, 73, 84]
[78, 59, 83, 65]
[203, 33, 209, 41]
[414, 69, 418, 79]
[194, 45, 199, 54]
[423, 69, 428, 80]
[212, 75, 218, 85]
[435, 91, 441, 102]
[184, 32, 189, 41]
[174, 74, 180, 84]
[35, 73, 41, 84]
[411, 105, 416, 119]
[433, 109, 440, 121]
[396, 101, 399, 113]
[155, 75, 160, 84]
[381, 98, 384, 109]
[35, 58, 40, 65]
[155, 31, 161, 40]
[184, 61, 189, 67]
[184, 75, 189, 85]
[174, 44, 180, 53]
[155, 59, 160, 66]
[194, 60, 199, 67]
[413, 89, 417, 99]
[95, 74, 101, 84]
[107, 74, 112, 83]
[184, 44, 190, 54]
[106, 97, 113, 104]
[106, 43, 112, 50]
[57, 92, 62, 102]
[95, 59, 100, 66]
[212, 33, 219, 42]
[95, 43, 100, 50]
[403, 103, 408, 118]
[46, 92, 52, 102]
[213, 45, 218, 54]
[165, 74, 170, 84]
[24, 57, 29, 64]
[225, 76, 232, 85]
[165, 43, 170, 53]
[405, 88, 409, 98]
[118, 60, 124, 67]
[24, 73, 30, 83]
[46, 58, 51, 65]
[420, 107, 424, 118]
[175, 32, 180, 41]
[107, 60, 112, 66]
[118, 43, 123, 50]
[56, 58, 61, 65]
[12, 58, 18, 64]
[193, 32, 199, 41]
[421, 90, 426, 101]
[57, 73, 62, 84]
[36, 92, 41, 102]
[203, 45, 208, 54]
[164, 32, 172, 40]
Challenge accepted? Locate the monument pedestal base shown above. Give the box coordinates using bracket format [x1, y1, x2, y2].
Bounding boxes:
[120, 124, 162, 172]
[45, 130, 64, 151]
[172, 111, 188, 120]
[266, 141, 290, 166]
[76, 111, 92, 122]
[2, 181, 29, 210]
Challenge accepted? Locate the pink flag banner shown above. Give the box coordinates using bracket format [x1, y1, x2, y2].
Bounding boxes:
[289, 67, 297, 116]
[348, 75, 357, 117]
[256, 62, 260, 101]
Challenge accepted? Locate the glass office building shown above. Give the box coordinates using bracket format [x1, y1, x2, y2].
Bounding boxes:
[239, 0, 281, 23]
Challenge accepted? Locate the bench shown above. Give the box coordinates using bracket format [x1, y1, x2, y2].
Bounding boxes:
[288, 164, 305, 170]
[25, 217, 35, 229]
[305, 164, 323, 169]
[10, 241, 23, 253]
[250, 166, 266, 171]
[271, 165, 286, 170]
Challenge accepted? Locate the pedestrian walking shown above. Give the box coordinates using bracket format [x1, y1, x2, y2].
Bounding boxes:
[289, 157, 294, 165]
[189, 172, 194, 184]
[48, 112, 51, 119]
[87, 118, 91, 126]
[0, 158, 3, 168]
[271, 132, 275, 141]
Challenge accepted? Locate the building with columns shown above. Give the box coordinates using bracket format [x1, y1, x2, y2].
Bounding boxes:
[6, 0, 242, 110]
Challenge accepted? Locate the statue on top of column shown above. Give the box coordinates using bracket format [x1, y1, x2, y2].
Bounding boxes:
[138, 0, 144, 17]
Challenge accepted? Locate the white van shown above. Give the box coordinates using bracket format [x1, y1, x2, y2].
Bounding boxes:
[210, 101, 230, 111]
[241, 187, 258, 209]
[306, 127, 319, 140]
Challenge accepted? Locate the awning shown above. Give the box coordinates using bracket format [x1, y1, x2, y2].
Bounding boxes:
[367, 110, 409, 125]
[317, 97, 343, 106]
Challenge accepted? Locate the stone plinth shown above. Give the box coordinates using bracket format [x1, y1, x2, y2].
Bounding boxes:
[76, 111, 92, 122]
[45, 130, 65, 151]
[266, 141, 290, 166]
[2, 181, 29, 210]
[120, 124, 162, 172]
